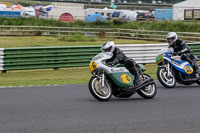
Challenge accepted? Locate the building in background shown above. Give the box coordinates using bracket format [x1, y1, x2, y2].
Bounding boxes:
[173, 0, 200, 20]
[48, 2, 85, 20]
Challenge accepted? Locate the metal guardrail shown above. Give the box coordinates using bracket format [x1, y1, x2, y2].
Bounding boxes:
[119, 43, 200, 63]
[0, 43, 199, 72]
[117, 43, 168, 64]
[0, 46, 101, 72]
[1, 25, 200, 42]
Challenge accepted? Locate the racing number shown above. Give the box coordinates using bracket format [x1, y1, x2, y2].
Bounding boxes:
[184, 66, 193, 74]
[126, 75, 131, 81]
[121, 74, 131, 83]
[89, 61, 97, 72]
[185, 67, 191, 72]
[92, 62, 96, 68]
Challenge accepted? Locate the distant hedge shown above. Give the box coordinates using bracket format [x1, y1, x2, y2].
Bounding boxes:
[1, 17, 200, 32]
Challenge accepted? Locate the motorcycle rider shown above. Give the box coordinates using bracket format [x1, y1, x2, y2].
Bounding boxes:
[166, 32, 200, 77]
[101, 41, 141, 84]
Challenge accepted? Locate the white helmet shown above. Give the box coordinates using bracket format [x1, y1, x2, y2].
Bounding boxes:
[166, 32, 178, 46]
[101, 41, 115, 53]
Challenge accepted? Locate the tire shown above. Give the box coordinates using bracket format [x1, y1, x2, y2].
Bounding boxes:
[137, 74, 157, 99]
[157, 67, 176, 88]
[196, 63, 200, 85]
[196, 79, 200, 85]
[88, 76, 112, 101]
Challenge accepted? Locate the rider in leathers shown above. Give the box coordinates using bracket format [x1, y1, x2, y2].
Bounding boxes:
[102, 41, 141, 84]
[167, 32, 200, 77]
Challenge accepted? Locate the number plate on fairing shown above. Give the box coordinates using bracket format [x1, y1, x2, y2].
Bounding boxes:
[108, 72, 134, 87]
[121, 74, 131, 83]
[89, 61, 97, 72]
[184, 65, 193, 74]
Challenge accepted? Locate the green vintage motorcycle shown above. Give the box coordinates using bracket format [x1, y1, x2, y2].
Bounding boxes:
[88, 52, 157, 101]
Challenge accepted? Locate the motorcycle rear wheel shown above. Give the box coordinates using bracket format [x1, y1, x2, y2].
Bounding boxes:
[137, 74, 157, 99]
[196, 79, 200, 85]
[88, 76, 112, 101]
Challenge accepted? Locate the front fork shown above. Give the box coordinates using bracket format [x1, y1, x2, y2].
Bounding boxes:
[159, 63, 172, 77]
[167, 63, 170, 77]
[166, 63, 173, 78]
[102, 72, 105, 87]
[96, 71, 105, 87]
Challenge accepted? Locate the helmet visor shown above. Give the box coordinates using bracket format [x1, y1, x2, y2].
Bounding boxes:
[167, 38, 174, 44]
[102, 46, 112, 52]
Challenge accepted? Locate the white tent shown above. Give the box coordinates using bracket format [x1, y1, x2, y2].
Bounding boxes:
[0, 4, 6, 8]
[173, 0, 200, 20]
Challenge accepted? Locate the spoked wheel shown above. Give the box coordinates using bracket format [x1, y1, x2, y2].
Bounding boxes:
[157, 67, 176, 88]
[137, 74, 157, 99]
[88, 76, 112, 101]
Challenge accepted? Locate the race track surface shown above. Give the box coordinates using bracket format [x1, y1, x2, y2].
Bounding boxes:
[0, 81, 200, 133]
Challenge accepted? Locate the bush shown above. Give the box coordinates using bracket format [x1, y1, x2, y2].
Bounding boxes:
[113, 19, 126, 25]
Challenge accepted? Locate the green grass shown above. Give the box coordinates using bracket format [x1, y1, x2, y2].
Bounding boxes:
[0, 67, 91, 86]
[0, 36, 160, 48]
[0, 64, 157, 87]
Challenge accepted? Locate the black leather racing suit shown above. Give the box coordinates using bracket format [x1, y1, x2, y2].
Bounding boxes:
[169, 39, 199, 73]
[106, 47, 140, 81]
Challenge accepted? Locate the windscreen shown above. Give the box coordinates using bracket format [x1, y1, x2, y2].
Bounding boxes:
[91, 52, 113, 62]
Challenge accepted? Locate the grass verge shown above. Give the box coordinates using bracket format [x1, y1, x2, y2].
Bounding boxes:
[0, 36, 160, 48]
[0, 64, 157, 87]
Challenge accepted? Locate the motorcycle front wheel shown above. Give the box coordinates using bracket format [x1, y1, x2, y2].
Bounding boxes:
[137, 74, 157, 99]
[157, 67, 176, 88]
[88, 76, 112, 101]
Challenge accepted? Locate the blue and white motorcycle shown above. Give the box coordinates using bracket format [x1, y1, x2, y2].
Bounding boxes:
[155, 48, 200, 88]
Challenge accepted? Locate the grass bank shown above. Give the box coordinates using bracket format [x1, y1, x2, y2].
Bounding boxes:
[0, 64, 157, 87]
[0, 36, 160, 48]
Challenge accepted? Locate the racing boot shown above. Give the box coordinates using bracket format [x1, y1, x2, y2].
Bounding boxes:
[128, 67, 142, 86]
[133, 72, 142, 86]
[192, 62, 200, 78]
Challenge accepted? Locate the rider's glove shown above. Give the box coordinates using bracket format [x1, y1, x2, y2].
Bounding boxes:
[173, 51, 181, 55]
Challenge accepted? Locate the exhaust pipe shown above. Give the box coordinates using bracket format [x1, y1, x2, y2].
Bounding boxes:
[124, 78, 154, 92]
[178, 73, 200, 82]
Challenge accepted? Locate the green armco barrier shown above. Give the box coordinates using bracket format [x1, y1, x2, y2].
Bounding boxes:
[188, 43, 200, 58]
[0, 43, 200, 72]
[2, 46, 101, 71]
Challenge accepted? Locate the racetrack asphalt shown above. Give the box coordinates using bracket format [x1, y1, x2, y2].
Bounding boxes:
[0, 81, 200, 133]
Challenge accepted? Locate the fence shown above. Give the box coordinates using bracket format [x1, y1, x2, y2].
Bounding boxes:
[0, 43, 200, 72]
[1, 25, 200, 42]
